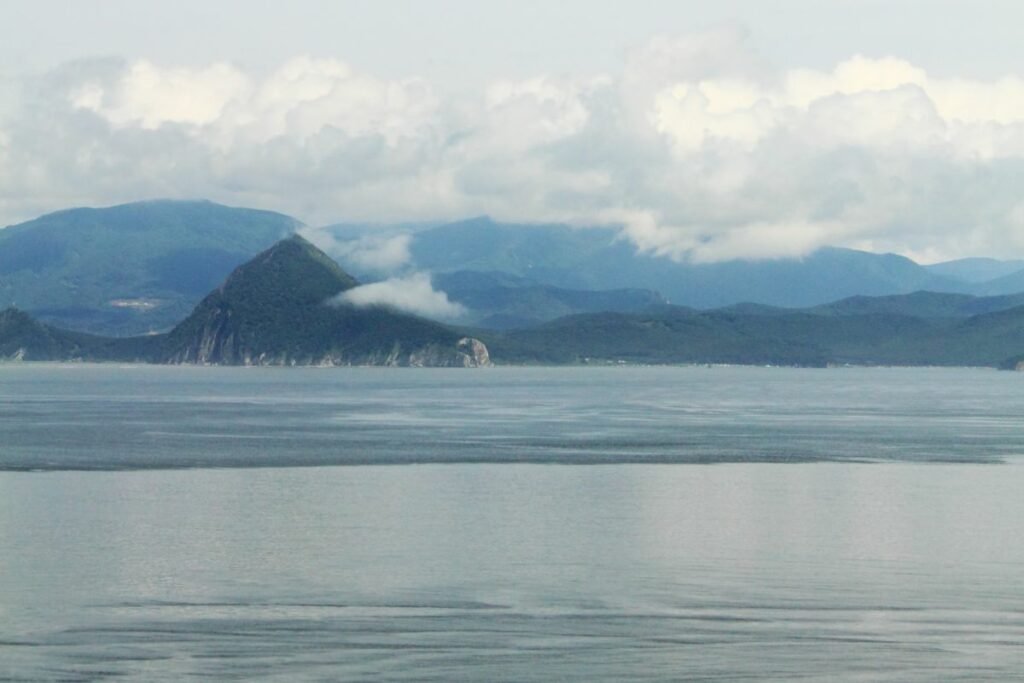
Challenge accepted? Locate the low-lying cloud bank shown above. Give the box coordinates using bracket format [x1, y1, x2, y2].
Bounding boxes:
[332, 273, 466, 319]
[4, 26, 1024, 262]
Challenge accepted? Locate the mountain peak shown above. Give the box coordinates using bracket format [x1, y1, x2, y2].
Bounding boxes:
[159, 235, 484, 366]
[219, 234, 359, 305]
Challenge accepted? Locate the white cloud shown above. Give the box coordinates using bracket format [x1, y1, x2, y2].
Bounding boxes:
[8, 31, 1024, 262]
[332, 273, 466, 319]
[302, 230, 412, 274]
[70, 60, 249, 129]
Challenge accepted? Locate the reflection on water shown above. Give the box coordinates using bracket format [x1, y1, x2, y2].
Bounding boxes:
[2, 465, 1024, 680]
[1, 366, 1023, 679]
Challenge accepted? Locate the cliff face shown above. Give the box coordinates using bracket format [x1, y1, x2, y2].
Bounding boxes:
[161, 306, 492, 367]
[455, 337, 491, 367]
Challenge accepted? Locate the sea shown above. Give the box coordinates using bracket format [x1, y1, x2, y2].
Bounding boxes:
[1, 364, 1022, 680]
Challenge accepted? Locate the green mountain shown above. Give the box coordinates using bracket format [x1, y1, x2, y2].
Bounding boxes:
[0, 308, 158, 362]
[0, 236, 491, 367]
[0, 307, 98, 361]
[0, 199, 299, 335]
[482, 296, 1024, 368]
[810, 290, 1024, 318]
[7, 266, 1024, 368]
[7, 200, 1024, 345]
[404, 217, 973, 308]
[160, 236, 488, 366]
[7, 202, 1024, 337]
[432, 270, 667, 329]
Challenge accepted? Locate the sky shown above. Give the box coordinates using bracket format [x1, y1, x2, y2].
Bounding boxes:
[3, 0, 1024, 262]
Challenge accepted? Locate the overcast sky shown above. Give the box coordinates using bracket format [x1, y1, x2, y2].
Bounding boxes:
[3, 0, 1024, 262]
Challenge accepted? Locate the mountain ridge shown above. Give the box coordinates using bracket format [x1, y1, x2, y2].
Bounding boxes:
[6, 200, 1024, 338]
[0, 235, 492, 367]
[483, 300, 1024, 368]
[0, 199, 299, 335]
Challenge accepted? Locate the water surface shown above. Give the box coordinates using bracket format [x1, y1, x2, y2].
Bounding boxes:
[1, 365, 1022, 680]
[1, 364, 1021, 469]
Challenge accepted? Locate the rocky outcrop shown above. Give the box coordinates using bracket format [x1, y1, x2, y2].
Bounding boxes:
[456, 337, 491, 367]
[998, 354, 1024, 371]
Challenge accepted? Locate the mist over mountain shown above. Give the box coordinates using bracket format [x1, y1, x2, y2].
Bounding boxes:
[4, 229, 1024, 369]
[322, 216, 1024, 315]
[5, 200, 1024, 342]
[401, 217, 970, 309]
[0, 236, 491, 367]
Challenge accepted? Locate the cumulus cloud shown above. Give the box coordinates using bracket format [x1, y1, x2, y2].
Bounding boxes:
[70, 60, 249, 129]
[332, 273, 465, 319]
[7, 30, 1024, 262]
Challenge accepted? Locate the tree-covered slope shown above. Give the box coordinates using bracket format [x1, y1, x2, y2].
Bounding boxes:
[0, 236, 492, 367]
[0, 199, 300, 335]
[810, 290, 1024, 318]
[152, 235, 489, 366]
[0, 307, 158, 361]
[433, 270, 666, 329]
[484, 300, 1024, 368]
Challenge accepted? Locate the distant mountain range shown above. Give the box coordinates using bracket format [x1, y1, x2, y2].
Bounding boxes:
[923, 257, 1024, 283]
[3, 232, 1024, 369]
[0, 236, 491, 367]
[329, 216, 1024, 311]
[482, 290, 1024, 369]
[4, 200, 1024, 354]
[397, 217, 982, 309]
[432, 270, 667, 329]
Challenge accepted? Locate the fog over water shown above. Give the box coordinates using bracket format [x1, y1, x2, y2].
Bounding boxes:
[1, 365, 1022, 680]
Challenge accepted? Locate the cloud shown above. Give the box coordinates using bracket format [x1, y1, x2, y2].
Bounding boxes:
[301, 231, 412, 274]
[7, 31, 1024, 262]
[70, 60, 249, 128]
[332, 273, 465, 319]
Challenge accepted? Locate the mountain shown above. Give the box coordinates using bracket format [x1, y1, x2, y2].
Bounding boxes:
[969, 268, 1024, 297]
[482, 295, 1024, 368]
[432, 270, 667, 329]
[7, 252, 1024, 367]
[925, 257, 1024, 283]
[159, 236, 488, 366]
[810, 290, 1024, 318]
[0, 200, 299, 335]
[0, 236, 491, 367]
[0, 308, 157, 361]
[405, 217, 972, 309]
[0, 307, 99, 361]
[8, 202, 1024, 338]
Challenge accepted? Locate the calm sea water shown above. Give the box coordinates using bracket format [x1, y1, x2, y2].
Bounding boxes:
[1, 365, 1023, 680]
